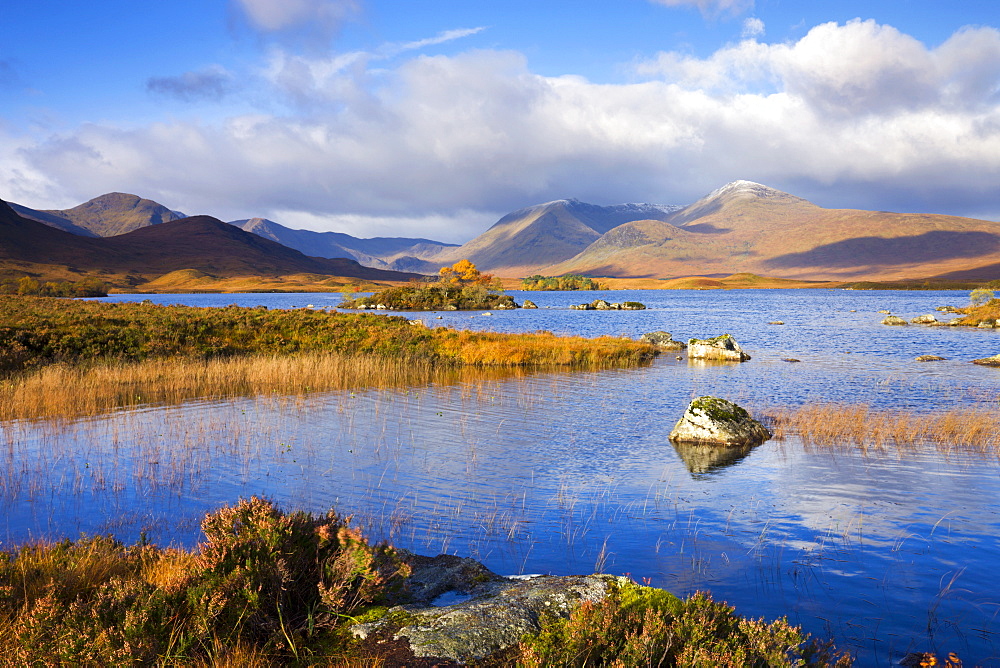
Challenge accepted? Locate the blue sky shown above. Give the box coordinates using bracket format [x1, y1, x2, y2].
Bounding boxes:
[2, 0, 999, 241]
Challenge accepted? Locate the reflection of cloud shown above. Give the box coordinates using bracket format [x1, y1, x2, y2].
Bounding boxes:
[6, 20, 1000, 236]
[146, 67, 235, 102]
[649, 0, 754, 18]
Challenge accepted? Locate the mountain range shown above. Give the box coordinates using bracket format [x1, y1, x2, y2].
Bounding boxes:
[10, 181, 1000, 283]
[0, 198, 421, 286]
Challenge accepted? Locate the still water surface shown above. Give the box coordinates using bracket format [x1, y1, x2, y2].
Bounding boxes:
[4, 289, 1000, 664]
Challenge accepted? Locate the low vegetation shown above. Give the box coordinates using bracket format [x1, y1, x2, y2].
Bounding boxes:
[0, 275, 107, 297]
[520, 274, 606, 291]
[339, 260, 518, 311]
[949, 283, 1000, 325]
[0, 498, 851, 666]
[508, 581, 851, 667]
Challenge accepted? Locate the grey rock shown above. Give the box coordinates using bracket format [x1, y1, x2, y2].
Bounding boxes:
[687, 334, 750, 362]
[620, 301, 646, 310]
[910, 314, 938, 324]
[881, 315, 907, 326]
[978, 320, 996, 328]
[569, 303, 593, 310]
[669, 396, 771, 446]
[639, 331, 687, 351]
[592, 299, 612, 310]
[354, 570, 625, 662]
[522, 299, 538, 309]
[916, 355, 946, 362]
[782, 358, 801, 363]
[878, 309, 891, 314]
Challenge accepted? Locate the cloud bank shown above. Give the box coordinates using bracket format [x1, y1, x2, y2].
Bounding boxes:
[4, 19, 1000, 241]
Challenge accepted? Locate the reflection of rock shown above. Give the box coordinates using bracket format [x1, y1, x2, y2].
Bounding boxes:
[671, 440, 754, 475]
[639, 331, 687, 350]
[688, 334, 750, 362]
[881, 315, 907, 325]
[669, 396, 771, 446]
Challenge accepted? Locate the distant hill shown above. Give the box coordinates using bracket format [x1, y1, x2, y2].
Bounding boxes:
[229, 217, 458, 270]
[414, 199, 683, 276]
[0, 198, 422, 285]
[544, 181, 1000, 281]
[13, 193, 186, 237]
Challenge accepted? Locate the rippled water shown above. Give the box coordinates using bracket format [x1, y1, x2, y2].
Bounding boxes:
[5, 289, 1000, 664]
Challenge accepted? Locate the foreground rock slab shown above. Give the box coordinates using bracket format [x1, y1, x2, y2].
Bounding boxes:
[669, 396, 771, 446]
[687, 333, 750, 361]
[352, 564, 624, 663]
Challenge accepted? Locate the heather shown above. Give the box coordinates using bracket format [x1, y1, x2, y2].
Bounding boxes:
[0, 295, 656, 375]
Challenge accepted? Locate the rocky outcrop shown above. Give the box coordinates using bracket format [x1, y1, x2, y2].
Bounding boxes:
[570, 300, 646, 311]
[972, 353, 1000, 367]
[910, 314, 938, 324]
[881, 315, 907, 325]
[639, 331, 687, 351]
[351, 557, 625, 663]
[687, 334, 750, 362]
[669, 396, 771, 446]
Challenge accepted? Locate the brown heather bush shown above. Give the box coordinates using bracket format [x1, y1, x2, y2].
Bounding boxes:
[0, 497, 409, 665]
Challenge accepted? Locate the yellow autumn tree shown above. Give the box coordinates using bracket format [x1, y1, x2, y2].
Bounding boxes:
[439, 259, 492, 286]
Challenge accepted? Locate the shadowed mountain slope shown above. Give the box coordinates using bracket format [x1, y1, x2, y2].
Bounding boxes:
[0, 198, 421, 282]
[545, 181, 1000, 281]
[230, 217, 457, 270]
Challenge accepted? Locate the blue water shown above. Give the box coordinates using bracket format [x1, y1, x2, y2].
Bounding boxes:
[5, 289, 1000, 665]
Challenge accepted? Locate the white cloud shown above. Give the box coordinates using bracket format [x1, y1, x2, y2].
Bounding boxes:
[6, 20, 1000, 239]
[742, 17, 764, 39]
[649, 0, 754, 18]
[233, 0, 359, 32]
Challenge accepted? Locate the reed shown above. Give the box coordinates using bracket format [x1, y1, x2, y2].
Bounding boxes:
[766, 403, 1000, 456]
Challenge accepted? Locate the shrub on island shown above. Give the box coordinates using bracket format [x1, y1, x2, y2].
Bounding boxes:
[339, 260, 518, 311]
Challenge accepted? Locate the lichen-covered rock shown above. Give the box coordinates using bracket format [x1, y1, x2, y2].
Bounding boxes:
[916, 355, 946, 362]
[569, 303, 593, 310]
[973, 353, 1000, 367]
[978, 320, 996, 328]
[355, 573, 625, 662]
[911, 314, 938, 324]
[620, 301, 646, 310]
[592, 299, 612, 310]
[522, 299, 538, 309]
[881, 315, 907, 325]
[669, 396, 771, 446]
[639, 331, 687, 351]
[687, 334, 750, 362]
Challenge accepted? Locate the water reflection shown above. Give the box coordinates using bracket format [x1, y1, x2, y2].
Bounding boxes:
[670, 440, 756, 476]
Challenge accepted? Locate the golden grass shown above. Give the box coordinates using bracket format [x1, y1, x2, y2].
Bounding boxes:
[767, 403, 1000, 456]
[130, 270, 400, 294]
[0, 353, 468, 421]
[436, 329, 657, 367]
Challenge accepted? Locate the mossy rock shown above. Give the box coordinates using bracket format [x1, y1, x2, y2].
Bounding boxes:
[669, 396, 771, 446]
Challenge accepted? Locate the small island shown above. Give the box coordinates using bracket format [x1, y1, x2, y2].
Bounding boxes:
[338, 260, 519, 311]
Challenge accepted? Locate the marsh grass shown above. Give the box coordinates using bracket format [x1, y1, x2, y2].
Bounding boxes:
[766, 404, 1000, 456]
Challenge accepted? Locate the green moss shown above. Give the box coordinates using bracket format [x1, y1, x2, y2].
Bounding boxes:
[690, 396, 750, 423]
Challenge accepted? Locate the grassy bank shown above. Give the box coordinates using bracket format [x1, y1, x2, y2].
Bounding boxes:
[0, 296, 656, 375]
[0, 497, 851, 666]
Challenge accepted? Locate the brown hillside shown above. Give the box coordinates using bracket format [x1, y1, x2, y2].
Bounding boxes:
[545, 181, 1000, 281]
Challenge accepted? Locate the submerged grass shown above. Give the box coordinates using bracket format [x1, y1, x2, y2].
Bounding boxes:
[766, 403, 1000, 456]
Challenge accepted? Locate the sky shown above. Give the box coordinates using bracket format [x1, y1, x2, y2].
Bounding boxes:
[2, 0, 999, 242]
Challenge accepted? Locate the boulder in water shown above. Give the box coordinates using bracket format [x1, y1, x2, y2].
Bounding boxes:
[688, 334, 750, 362]
[669, 396, 771, 446]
